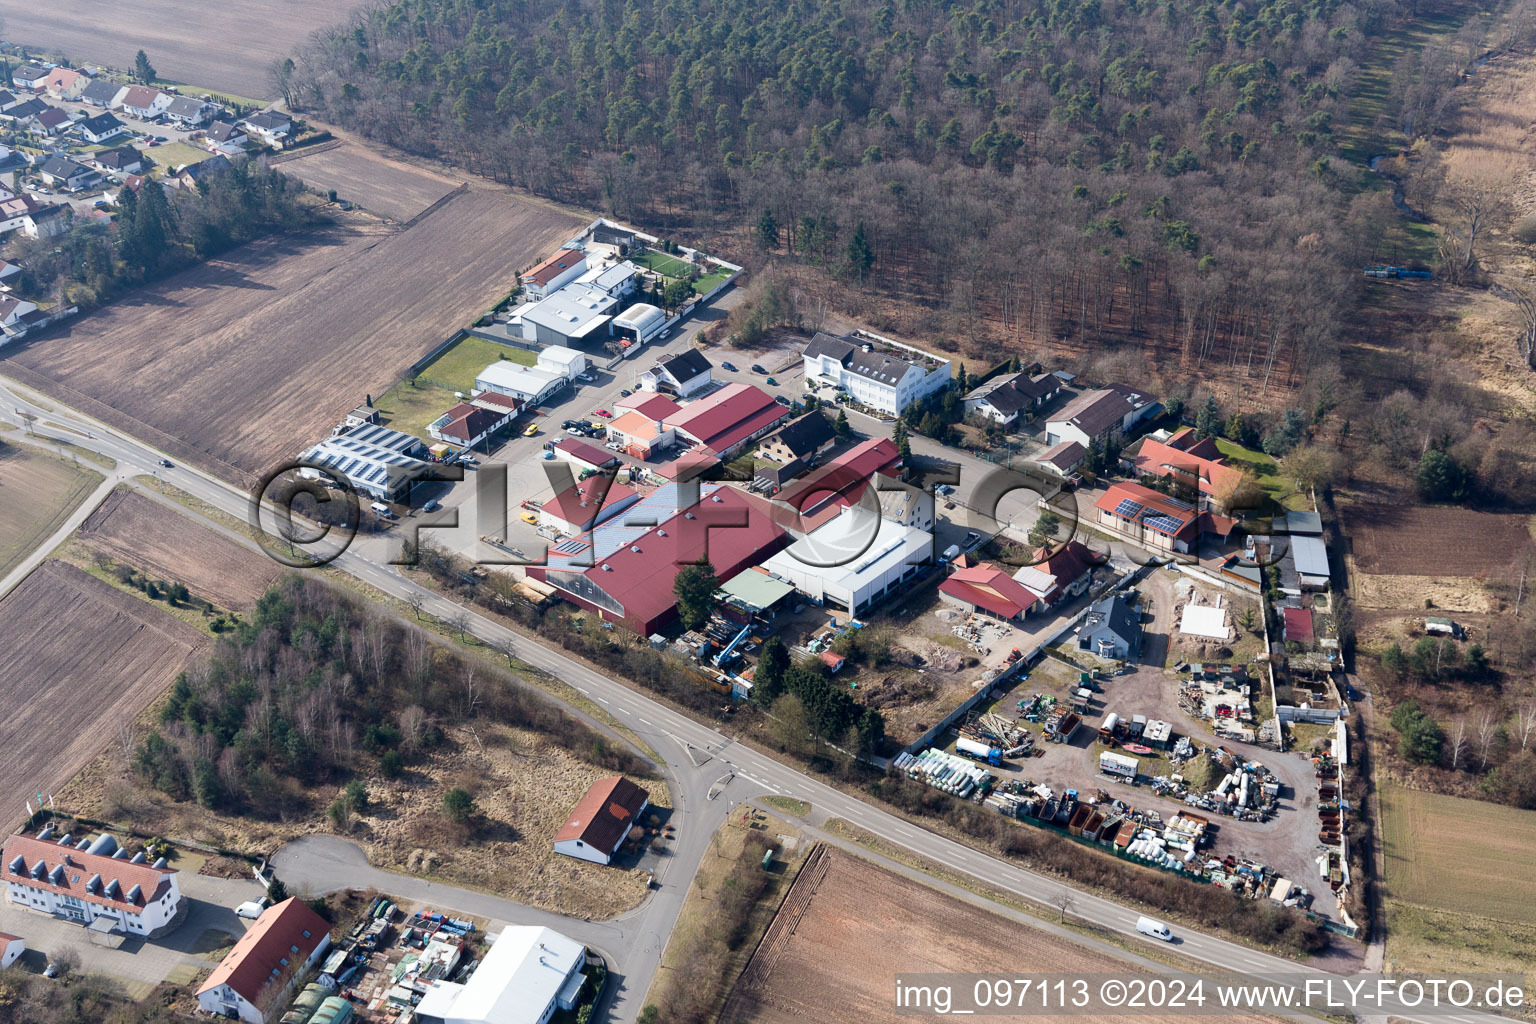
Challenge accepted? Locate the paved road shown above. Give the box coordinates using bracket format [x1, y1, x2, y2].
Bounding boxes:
[0, 375, 1511, 1024]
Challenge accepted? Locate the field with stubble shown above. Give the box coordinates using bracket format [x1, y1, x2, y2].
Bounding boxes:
[0, 0, 358, 100]
[77, 489, 282, 611]
[4, 190, 582, 483]
[0, 560, 205, 831]
[719, 848, 1279, 1024]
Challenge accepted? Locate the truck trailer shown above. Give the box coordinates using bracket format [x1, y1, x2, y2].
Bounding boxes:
[955, 735, 1003, 766]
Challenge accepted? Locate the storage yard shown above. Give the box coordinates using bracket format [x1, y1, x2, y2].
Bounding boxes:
[718, 846, 1280, 1024]
[76, 488, 282, 611]
[0, 560, 205, 830]
[5, 192, 582, 482]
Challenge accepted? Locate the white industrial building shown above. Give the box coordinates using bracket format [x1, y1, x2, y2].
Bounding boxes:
[802, 331, 952, 415]
[300, 423, 434, 503]
[761, 507, 933, 615]
[612, 302, 667, 347]
[536, 345, 588, 378]
[521, 285, 619, 347]
[2, 829, 183, 938]
[475, 362, 570, 407]
[414, 926, 588, 1024]
[576, 260, 638, 298]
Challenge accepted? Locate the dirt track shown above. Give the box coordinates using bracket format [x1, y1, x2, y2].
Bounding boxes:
[78, 489, 282, 611]
[0, 0, 357, 100]
[0, 560, 205, 831]
[5, 191, 581, 483]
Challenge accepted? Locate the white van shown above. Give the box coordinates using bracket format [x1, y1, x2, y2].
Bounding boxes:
[1136, 916, 1173, 941]
[370, 502, 394, 518]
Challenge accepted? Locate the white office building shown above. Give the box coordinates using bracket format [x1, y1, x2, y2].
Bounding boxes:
[2, 829, 183, 938]
[802, 332, 952, 415]
[761, 507, 933, 615]
[414, 926, 588, 1024]
[475, 362, 570, 407]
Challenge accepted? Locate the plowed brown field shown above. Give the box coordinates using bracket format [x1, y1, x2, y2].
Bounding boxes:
[275, 140, 464, 222]
[0, 560, 204, 830]
[78, 489, 282, 611]
[720, 848, 1277, 1024]
[1344, 503, 1535, 578]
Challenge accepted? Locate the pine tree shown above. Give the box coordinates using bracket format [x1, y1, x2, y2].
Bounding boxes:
[134, 50, 157, 85]
[846, 221, 874, 280]
[833, 409, 851, 437]
[756, 207, 778, 250]
[1195, 394, 1221, 439]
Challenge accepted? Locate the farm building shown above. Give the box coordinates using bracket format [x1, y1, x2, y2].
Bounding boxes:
[802, 331, 952, 416]
[641, 349, 712, 398]
[299, 423, 434, 503]
[757, 412, 835, 465]
[1045, 384, 1159, 448]
[474, 361, 569, 407]
[414, 925, 587, 1024]
[963, 370, 1061, 426]
[760, 506, 933, 616]
[612, 302, 667, 347]
[520, 249, 588, 300]
[939, 564, 1038, 621]
[666, 383, 789, 459]
[521, 285, 618, 347]
[554, 776, 652, 865]
[531, 482, 788, 634]
[196, 898, 331, 1023]
[1, 829, 183, 937]
[0, 934, 22, 969]
[539, 477, 640, 537]
[1077, 594, 1141, 660]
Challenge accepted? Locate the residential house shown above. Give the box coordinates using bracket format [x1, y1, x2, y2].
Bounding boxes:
[756, 411, 835, 465]
[32, 106, 71, 135]
[520, 248, 588, 300]
[77, 111, 128, 144]
[666, 382, 788, 458]
[91, 146, 144, 176]
[1078, 594, 1142, 661]
[962, 370, 1062, 427]
[81, 79, 127, 107]
[239, 110, 292, 146]
[1, 98, 47, 123]
[939, 564, 1039, 621]
[1094, 481, 1234, 555]
[0, 196, 69, 238]
[0, 934, 22, 969]
[39, 156, 98, 192]
[1, 829, 184, 937]
[42, 68, 88, 100]
[1010, 539, 1101, 609]
[0, 295, 42, 334]
[1126, 427, 1244, 509]
[640, 348, 712, 397]
[195, 898, 331, 1024]
[11, 65, 49, 92]
[174, 153, 231, 185]
[204, 120, 248, 154]
[802, 331, 952, 416]
[427, 401, 516, 450]
[1045, 383, 1159, 449]
[165, 95, 217, 126]
[0, 91, 18, 111]
[553, 777, 651, 865]
[0, 260, 20, 289]
[578, 259, 639, 298]
[118, 85, 172, 119]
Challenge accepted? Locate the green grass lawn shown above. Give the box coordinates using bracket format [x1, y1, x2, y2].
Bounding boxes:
[692, 269, 734, 295]
[630, 249, 693, 279]
[418, 335, 534, 393]
[150, 141, 213, 173]
[1214, 438, 1310, 512]
[373, 379, 460, 440]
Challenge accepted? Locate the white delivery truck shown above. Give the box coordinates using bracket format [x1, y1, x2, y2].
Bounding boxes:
[1136, 916, 1173, 941]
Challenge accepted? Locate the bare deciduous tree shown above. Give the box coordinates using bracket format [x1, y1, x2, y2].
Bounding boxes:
[1515, 690, 1536, 753]
[405, 592, 425, 620]
[1054, 888, 1078, 924]
[1474, 708, 1498, 771]
[1449, 716, 1468, 770]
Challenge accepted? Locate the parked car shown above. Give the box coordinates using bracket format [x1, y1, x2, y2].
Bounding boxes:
[520, 511, 539, 525]
[456, 453, 477, 465]
[751, 364, 767, 374]
[606, 441, 624, 452]
[619, 388, 633, 397]
[523, 424, 539, 437]
[421, 498, 441, 513]
[764, 376, 778, 387]
[593, 408, 610, 417]
[542, 450, 555, 460]
[773, 395, 791, 407]
[561, 419, 578, 429]
[43, 963, 59, 978]
[721, 361, 737, 372]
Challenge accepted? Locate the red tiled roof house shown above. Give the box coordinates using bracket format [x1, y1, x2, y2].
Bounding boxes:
[554, 777, 650, 865]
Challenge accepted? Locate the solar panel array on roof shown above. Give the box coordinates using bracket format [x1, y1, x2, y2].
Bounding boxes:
[1161, 495, 1195, 511]
[1113, 498, 1144, 518]
[342, 423, 423, 454]
[1142, 513, 1183, 535]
